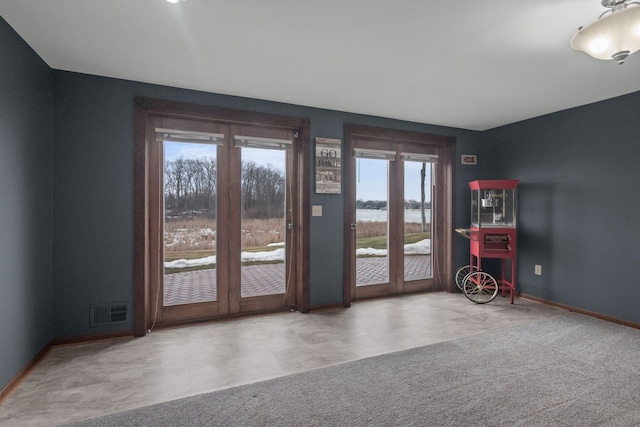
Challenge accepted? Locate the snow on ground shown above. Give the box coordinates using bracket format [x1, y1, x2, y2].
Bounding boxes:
[165, 255, 217, 269]
[165, 239, 431, 269]
[356, 239, 430, 256]
[404, 239, 431, 254]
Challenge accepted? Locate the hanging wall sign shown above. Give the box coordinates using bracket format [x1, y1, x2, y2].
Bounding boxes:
[315, 137, 341, 194]
[461, 154, 477, 165]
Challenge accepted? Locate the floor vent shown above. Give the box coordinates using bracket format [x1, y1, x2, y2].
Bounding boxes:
[90, 303, 129, 327]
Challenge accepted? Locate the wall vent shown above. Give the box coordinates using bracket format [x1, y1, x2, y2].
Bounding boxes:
[90, 303, 129, 327]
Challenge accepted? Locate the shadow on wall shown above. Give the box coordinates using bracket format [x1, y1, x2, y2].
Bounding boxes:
[517, 182, 555, 299]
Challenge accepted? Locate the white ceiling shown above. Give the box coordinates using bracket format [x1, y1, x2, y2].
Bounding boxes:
[1, 0, 639, 131]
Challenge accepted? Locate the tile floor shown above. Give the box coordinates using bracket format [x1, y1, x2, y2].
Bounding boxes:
[0, 292, 565, 426]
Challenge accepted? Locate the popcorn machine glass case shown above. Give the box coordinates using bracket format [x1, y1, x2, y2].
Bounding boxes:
[471, 181, 517, 229]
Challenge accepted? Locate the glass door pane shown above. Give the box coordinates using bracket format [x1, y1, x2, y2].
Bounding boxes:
[240, 147, 287, 297]
[403, 161, 432, 281]
[355, 158, 389, 286]
[163, 141, 217, 306]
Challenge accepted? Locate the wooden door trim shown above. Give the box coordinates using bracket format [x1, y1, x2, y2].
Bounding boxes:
[296, 119, 311, 313]
[134, 97, 310, 335]
[343, 123, 456, 305]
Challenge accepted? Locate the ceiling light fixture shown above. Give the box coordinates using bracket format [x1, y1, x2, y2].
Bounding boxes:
[570, 0, 640, 64]
[166, 0, 181, 3]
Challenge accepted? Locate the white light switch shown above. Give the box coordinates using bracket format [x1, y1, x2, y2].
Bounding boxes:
[534, 264, 542, 276]
[312, 205, 323, 216]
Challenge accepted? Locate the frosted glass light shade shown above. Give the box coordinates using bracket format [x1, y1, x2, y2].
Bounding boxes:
[570, 5, 640, 61]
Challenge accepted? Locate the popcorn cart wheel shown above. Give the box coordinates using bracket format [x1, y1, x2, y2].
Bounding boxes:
[462, 271, 499, 304]
[454, 230, 499, 304]
[454, 264, 475, 291]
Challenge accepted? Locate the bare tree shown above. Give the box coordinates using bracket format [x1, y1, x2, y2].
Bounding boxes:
[165, 157, 285, 219]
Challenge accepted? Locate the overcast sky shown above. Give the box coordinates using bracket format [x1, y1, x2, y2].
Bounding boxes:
[165, 141, 430, 202]
[357, 158, 431, 202]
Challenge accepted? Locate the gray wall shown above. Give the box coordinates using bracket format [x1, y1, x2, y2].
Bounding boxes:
[0, 17, 54, 390]
[482, 91, 640, 323]
[51, 71, 481, 337]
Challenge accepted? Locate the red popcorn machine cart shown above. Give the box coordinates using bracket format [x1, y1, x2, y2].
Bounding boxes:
[455, 180, 519, 304]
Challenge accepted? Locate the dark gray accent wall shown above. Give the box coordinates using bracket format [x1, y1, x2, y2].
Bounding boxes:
[0, 17, 53, 390]
[51, 71, 480, 337]
[481, 91, 640, 323]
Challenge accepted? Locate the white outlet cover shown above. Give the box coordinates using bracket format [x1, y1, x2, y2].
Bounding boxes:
[312, 205, 322, 216]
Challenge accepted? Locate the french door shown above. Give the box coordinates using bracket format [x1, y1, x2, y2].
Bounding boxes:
[134, 98, 310, 333]
[343, 124, 455, 303]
